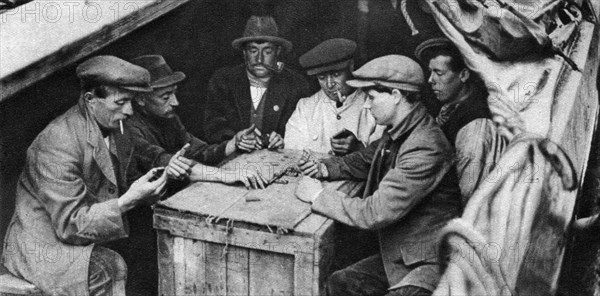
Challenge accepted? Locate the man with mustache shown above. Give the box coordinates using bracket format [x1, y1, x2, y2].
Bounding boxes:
[203, 15, 311, 149]
[416, 38, 506, 202]
[285, 38, 384, 155]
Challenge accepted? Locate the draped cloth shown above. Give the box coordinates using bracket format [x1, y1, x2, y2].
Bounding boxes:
[432, 133, 577, 295]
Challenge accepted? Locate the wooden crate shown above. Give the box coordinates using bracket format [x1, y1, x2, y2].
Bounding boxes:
[154, 150, 361, 296]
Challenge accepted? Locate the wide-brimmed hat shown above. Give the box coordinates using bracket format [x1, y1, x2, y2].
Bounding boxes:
[232, 15, 293, 53]
[299, 38, 356, 76]
[130, 55, 186, 88]
[76, 55, 152, 92]
[346, 55, 424, 92]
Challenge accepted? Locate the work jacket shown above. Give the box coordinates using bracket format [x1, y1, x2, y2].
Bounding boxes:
[313, 102, 462, 290]
[284, 89, 385, 153]
[2, 99, 133, 295]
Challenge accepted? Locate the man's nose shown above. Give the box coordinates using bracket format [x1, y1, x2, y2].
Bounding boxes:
[258, 52, 264, 64]
[170, 94, 179, 107]
[327, 76, 335, 88]
[123, 101, 133, 116]
[428, 73, 435, 85]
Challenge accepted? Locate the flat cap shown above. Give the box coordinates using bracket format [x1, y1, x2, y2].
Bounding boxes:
[76, 55, 153, 92]
[346, 55, 424, 92]
[299, 38, 357, 76]
[414, 37, 456, 62]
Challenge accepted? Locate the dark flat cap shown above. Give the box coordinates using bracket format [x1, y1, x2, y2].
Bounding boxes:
[299, 38, 357, 76]
[77, 56, 152, 92]
[131, 55, 186, 88]
[414, 37, 456, 62]
[346, 55, 423, 92]
[232, 16, 292, 53]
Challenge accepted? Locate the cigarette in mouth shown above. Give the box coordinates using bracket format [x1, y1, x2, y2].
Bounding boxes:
[119, 120, 124, 135]
[336, 90, 344, 103]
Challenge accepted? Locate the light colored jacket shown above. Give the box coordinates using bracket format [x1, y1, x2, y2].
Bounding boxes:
[285, 89, 385, 153]
[1, 99, 133, 295]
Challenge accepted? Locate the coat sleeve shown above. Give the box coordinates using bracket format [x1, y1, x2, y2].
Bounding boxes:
[312, 141, 452, 230]
[180, 118, 228, 166]
[321, 138, 380, 181]
[454, 118, 507, 200]
[25, 129, 127, 245]
[284, 98, 310, 150]
[203, 72, 237, 143]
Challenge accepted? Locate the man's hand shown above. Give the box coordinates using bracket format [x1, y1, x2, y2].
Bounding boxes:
[267, 132, 284, 150]
[167, 143, 193, 180]
[119, 167, 167, 212]
[295, 176, 323, 203]
[330, 131, 362, 156]
[221, 167, 269, 189]
[235, 124, 260, 152]
[297, 156, 328, 179]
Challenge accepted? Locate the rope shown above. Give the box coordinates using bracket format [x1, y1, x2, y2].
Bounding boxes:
[401, 0, 419, 36]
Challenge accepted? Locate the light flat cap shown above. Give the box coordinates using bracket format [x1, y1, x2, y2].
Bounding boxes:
[131, 55, 186, 88]
[414, 37, 456, 62]
[346, 55, 424, 92]
[76, 55, 153, 92]
[299, 38, 357, 76]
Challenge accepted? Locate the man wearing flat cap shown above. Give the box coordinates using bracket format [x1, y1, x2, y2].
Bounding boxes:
[2, 55, 169, 295]
[415, 38, 506, 201]
[203, 15, 311, 149]
[296, 55, 462, 296]
[285, 38, 385, 155]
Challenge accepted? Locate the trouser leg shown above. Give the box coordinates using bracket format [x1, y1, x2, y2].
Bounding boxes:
[88, 245, 127, 296]
[327, 254, 389, 296]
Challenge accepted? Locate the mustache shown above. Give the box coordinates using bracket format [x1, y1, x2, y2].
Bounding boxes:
[250, 62, 284, 73]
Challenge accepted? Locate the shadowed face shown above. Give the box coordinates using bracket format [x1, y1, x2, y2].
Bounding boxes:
[428, 55, 466, 104]
[363, 88, 400, 126]
[244, 41, 280, 78]
[316, 68, 353, 102]
[87, 86, 135, 130]
[138, 85, 179, 119]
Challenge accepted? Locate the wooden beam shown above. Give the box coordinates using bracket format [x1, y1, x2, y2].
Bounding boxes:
[0, 0, 189, 102]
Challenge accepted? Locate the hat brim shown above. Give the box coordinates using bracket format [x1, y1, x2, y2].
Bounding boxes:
[120, 85, 153, 92]
[306, 59, 352, 76]
[346, 79, 421, 92]
[232, 36, 293, 53]
[151, 72, 186, 88]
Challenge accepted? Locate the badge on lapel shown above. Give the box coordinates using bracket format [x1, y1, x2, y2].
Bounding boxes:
[273, 105, 280, 112]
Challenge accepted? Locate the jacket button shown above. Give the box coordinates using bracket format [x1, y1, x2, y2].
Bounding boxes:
[108, 187, 115, 194]
[312, 135, 318, 141]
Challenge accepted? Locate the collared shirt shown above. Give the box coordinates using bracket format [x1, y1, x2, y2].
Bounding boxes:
[285, 89, 385, 153]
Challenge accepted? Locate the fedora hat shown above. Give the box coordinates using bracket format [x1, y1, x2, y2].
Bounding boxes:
[232, 15, 293, 53]
[130, 55, 186, 88]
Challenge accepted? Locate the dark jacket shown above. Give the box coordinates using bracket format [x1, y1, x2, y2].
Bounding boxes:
[2, 99, 134, 295]
[125, 111, 227, 174]
[312, 103, 462, 288]
[203, 64, 311, 143]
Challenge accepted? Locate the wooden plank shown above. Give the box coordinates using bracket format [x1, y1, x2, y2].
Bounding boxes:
[249, 249, 295, 296]
[184, 238, 199, 296]
[294, 252, 315, 296]
[225, 246, 249, 296]
[173, 236, 186, 295]
[0, 0, 190, 102]
[154, 212, 314, 255]
[195, 241, 207, 296]
[204, 242, 227, 296]
[157, 230, 175, 296]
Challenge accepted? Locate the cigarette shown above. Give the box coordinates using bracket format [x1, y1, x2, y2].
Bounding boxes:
[336, 90, 345, 103]
[119, 120, 124, 135]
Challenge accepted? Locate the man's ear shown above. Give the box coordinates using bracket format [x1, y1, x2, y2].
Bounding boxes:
[135, 96, 146, 107]
[459, 68, 470, 83]
[391, 88, 403, 105]
[276, 45, 282, 57]
[348, 60, 355, 72]
[83, 92, 95, 104]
